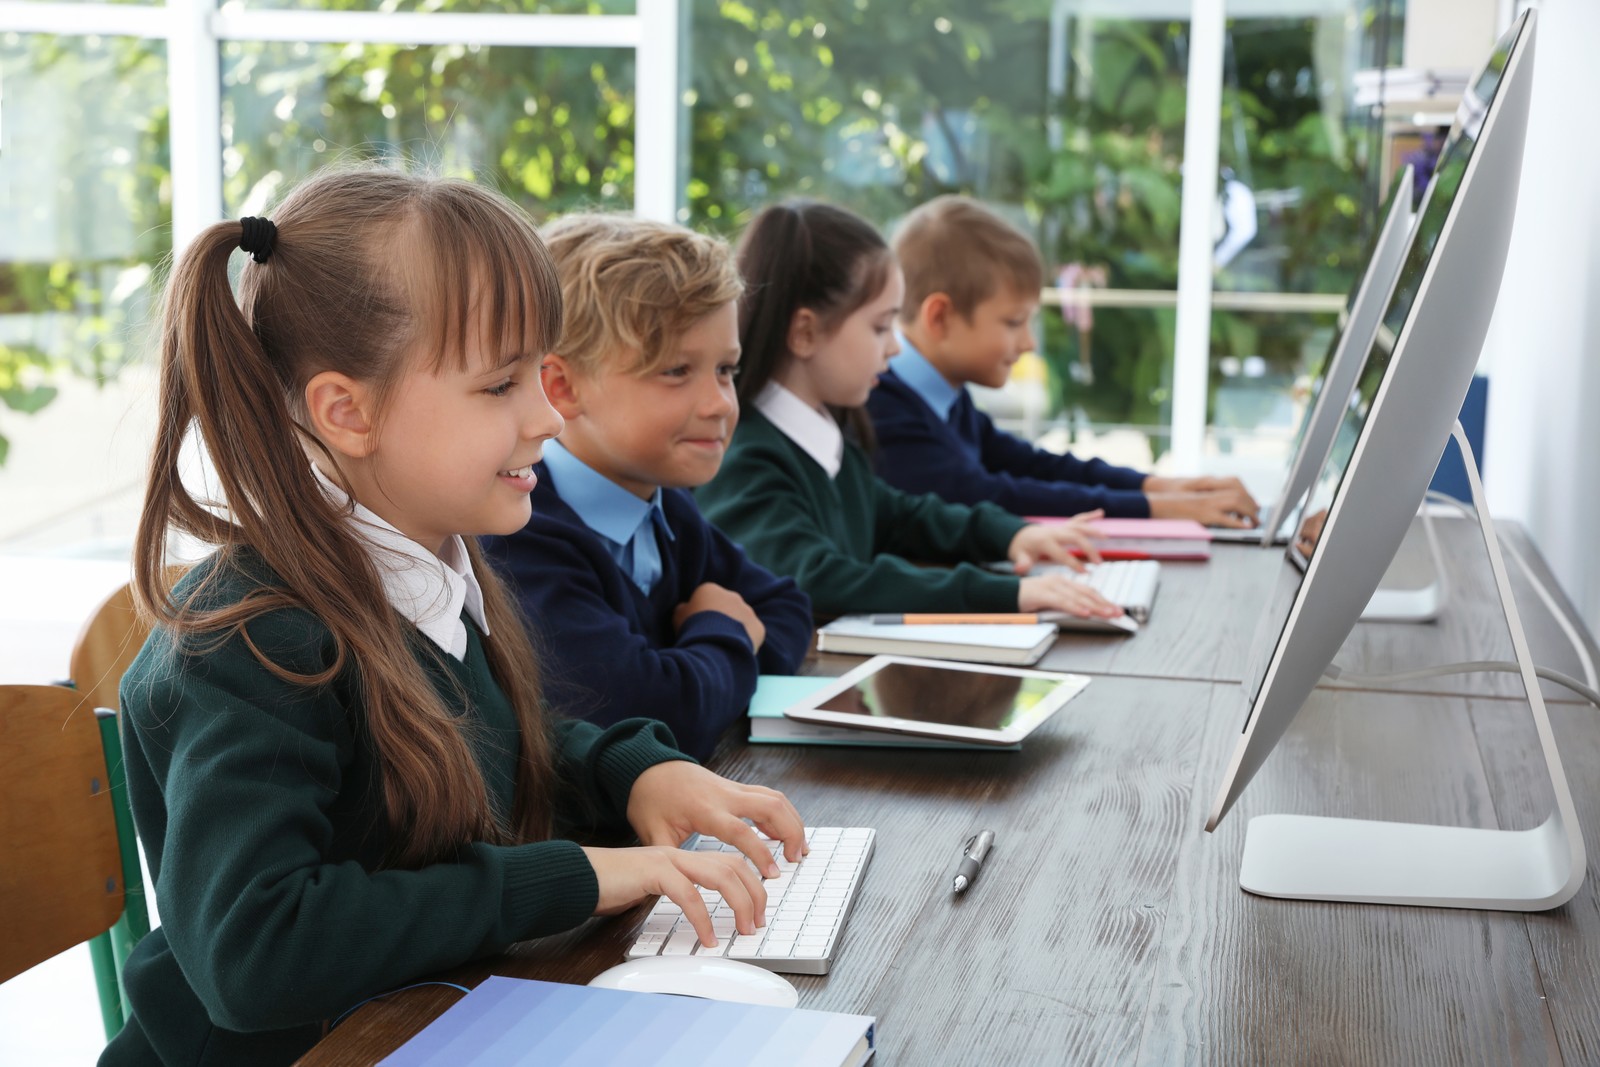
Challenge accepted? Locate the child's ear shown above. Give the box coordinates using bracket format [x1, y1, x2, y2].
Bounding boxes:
[919, 292, 956, 340]
[787, 308, 822, 361]
[304, 371, 377, 458]
[540, 354, 587, 420]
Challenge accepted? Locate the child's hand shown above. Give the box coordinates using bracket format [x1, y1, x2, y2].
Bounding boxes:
[674, 582, 767, 651]
[1152, 476, 1260, 527]
[582, 844, 768, 948]
[1018, 573, 1124, 619]
[626, 761, 807, 872]
[1008, 511, 1105, 574]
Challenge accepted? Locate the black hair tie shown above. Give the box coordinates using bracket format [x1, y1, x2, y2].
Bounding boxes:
[239, 216, 278, 264]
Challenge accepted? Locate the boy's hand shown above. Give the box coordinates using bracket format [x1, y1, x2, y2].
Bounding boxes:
[674, 581, 766, 651]
[1147, 483, 1260, 529]
[627, 761, 808, 871]
[1018, 573, 1124, 618]
[1007, 510, 1105, 574]
[581, 844, 769, 948]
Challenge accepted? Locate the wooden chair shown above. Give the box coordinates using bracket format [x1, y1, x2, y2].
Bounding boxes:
[68, 579, 150, 716]
[0, 685, 151, 1040]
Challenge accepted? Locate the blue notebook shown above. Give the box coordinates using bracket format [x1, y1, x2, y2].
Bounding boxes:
[377, 976, 875, 1067]
[748, 675, 1020, 751]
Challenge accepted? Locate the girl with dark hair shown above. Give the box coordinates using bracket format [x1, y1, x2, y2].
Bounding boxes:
[697, 200, 1123, 619]
[109, 167, 804, 1067]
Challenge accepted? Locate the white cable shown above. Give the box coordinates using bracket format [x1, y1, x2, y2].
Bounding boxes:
[1324, 659, 1600, 711]
[1424, 489, 1598, 689]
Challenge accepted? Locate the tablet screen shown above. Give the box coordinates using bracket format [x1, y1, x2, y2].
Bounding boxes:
[815, 660, 1058, 731]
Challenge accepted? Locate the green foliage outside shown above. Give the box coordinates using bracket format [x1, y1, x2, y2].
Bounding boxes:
[1, 0, 1397, 465]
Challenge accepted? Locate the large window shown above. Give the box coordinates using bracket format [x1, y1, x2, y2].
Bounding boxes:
[0, 0, 1407, 554]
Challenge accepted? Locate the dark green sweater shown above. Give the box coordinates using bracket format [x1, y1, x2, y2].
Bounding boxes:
[697, 409, 1026, 614]
[101, 552, 687, 1067]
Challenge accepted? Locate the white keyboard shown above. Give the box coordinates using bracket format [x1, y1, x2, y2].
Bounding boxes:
[1078, 560, 1161, 622]
[624, 827, 874, 975]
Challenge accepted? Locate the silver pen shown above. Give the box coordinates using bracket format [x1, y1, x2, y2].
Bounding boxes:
[951, 830, 996, 893]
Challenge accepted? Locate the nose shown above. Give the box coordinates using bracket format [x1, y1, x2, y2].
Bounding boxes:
[1021, 323, 1037, 354]
[701, 375, 737, 420]
[885, 331, 902, 358]
[524, 371, 565, 442]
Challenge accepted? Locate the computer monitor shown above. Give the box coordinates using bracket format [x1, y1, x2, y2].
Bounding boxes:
[1250, 170, 1416, 548]
[1203, 12, 1582, 910]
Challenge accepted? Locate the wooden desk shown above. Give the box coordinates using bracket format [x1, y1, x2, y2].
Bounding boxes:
[300, 523, 1600, 1065]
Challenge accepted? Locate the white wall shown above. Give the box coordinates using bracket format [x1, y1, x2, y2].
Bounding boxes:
[1481, 0, 1600, 631]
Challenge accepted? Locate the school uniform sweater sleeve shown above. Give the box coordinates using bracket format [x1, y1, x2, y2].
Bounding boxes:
[866, 370, 1151, 518]
[115, 597, 682, 1045]
[697, 412, 1025, 616]
[488, 511, 767, 761]
[695, 500, 814, 678]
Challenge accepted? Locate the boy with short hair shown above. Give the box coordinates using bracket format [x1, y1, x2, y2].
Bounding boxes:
[483, 214, 812, 760]
[867, 194, 1260, 528]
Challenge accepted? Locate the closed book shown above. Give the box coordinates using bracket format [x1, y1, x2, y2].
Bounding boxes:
[1027, 516, 1212, 561]
[748, 675, 1020, 750]
[378, 975, 876, 1067]
[815, 617, 1055, 666]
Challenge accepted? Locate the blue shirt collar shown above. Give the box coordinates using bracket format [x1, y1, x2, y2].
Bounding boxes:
[890, 336, 965, 421]
[541, 439, 675, 549]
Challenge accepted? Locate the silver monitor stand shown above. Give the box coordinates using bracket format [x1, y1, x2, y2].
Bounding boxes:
[1237, 423, 1585, 910]
[1360, 506, 1448, 623]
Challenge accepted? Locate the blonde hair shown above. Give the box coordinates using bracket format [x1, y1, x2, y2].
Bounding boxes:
[892, 195, 1044, 322]
[135, 167, 562, 868]
[543, 213, 743, 376]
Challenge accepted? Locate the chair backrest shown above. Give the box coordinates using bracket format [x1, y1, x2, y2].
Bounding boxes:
[69, 580, 151, 716]
[0, 685, 127, 982]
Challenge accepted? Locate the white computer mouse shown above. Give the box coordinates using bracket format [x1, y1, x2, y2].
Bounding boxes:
[588, 956, 799, 1009]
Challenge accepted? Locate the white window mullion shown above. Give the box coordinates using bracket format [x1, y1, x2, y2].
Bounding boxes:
[168, 0, 222, 250]
[1170, 0, 1225, 471]
[633, 0, 681, 222]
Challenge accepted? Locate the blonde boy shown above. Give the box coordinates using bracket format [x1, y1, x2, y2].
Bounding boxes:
[866, 194, 1259, 527]
[483, 215, 812, 760]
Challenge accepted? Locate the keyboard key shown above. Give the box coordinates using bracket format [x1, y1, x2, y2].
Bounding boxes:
[625, 828, 874, 975]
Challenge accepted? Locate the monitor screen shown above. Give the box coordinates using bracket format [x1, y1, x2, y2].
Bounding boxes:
[1240, 17, 1526, 712]
[1208, 7, 1534, 840]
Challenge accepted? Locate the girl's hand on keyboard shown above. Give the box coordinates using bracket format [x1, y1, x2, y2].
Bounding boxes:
[1008, 512, 1104, 574]
[626, 761, 809, 874]
[583, 845, 768, 946]
[1019, 573, 1124, 618]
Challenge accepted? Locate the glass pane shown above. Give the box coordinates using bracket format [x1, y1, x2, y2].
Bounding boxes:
[0, 33, 169, 555]
[222, 42, 635, 220]
[687, 4, 1187, 459]
[234, 1, 633, 12]
[1205, 3, 1402, 482]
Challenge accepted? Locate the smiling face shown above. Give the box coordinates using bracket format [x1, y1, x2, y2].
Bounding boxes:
[359, 341, 565, 553]
[786, 266, 905, 410]
[942, 287, 1039, 390]
[548, 300, 742, 497]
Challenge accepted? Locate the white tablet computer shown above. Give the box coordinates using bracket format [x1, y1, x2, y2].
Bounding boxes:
[783, 655, 1090, 746]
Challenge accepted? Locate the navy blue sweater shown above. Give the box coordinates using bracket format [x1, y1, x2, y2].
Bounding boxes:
[866, 367, 1153, 518]
[483, 467, 813, 760]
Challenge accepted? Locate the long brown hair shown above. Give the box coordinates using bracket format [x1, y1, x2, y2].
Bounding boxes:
[133, 168, 561, 867]
[733, 200, 894, 447]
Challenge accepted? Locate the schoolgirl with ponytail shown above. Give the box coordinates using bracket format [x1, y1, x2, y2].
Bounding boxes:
[697, 200, 1123, 620]
[106, 168, 805, 1067]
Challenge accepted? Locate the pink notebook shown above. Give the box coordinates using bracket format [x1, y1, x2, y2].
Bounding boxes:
[1027, 516, 1212, 561]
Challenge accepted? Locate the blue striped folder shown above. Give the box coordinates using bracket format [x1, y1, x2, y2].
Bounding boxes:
[378, 975, 876, 1066]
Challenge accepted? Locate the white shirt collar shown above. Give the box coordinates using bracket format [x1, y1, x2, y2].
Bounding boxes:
[311, 465, 489, 661]
[754, 381, 844, 478]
